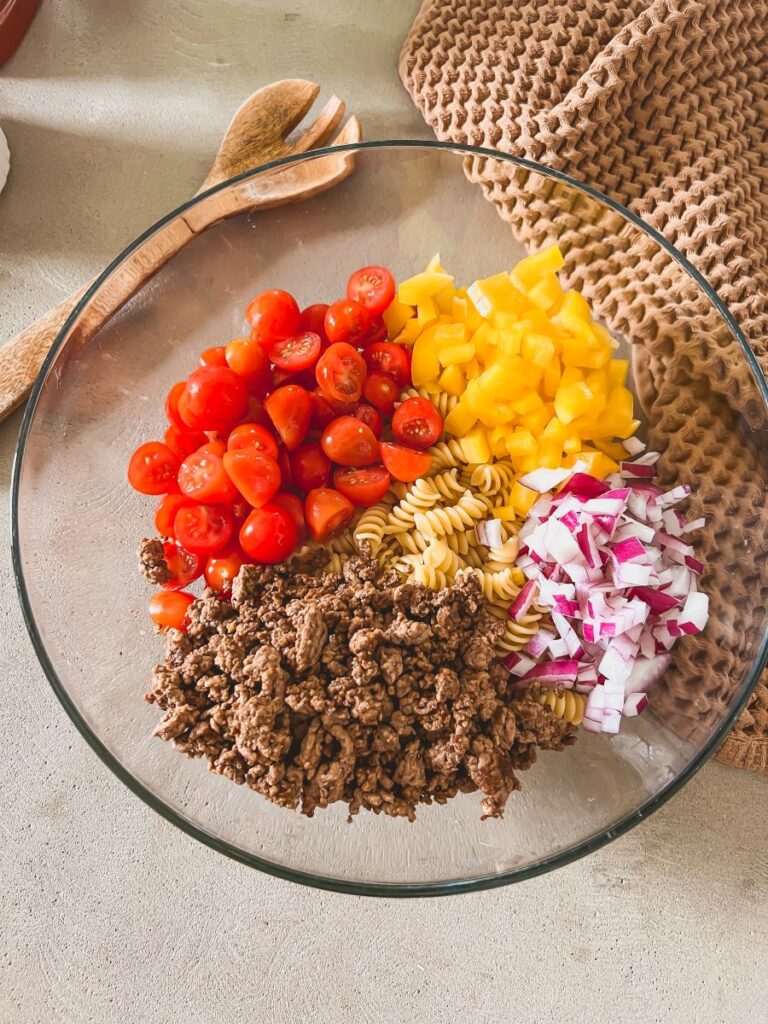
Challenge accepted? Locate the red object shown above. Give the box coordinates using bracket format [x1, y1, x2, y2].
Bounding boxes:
[162, 542, 202, 590]
[148, 590, 194, 632]
[379, 441, 432, 482]
[347, 266, 396, 315]
[127, 442, 180, 495]
[174, 504, 234, 556]
[364, 342, 411, 385]
[264, 384, 312, 451]
[222, 449, 281, 507]
[240, 502, 299, 562]
[269, 331, 322, 372]
[204, 549, 245, 591]
[363, 371, 399, 413]
[315, 342, 367, 403]
[321, 416, 379, 467]
[333, 465, 391, 507]
[391, 396, 443, 449]
[290, 442, 331, 493]
[0, 0, 39, 66]
[324, 299, 372, 346]
[304, 487, 354, 541]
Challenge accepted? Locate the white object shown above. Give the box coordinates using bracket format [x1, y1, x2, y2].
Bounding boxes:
[0, 127, 9, 196]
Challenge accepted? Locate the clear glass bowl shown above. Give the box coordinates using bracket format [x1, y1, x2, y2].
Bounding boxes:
[12, 142, 768, 896]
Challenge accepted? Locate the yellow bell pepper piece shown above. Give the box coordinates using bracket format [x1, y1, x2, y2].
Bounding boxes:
[561, 336, 611, 369]
[439, 341, 475, 367]
[560, 366, 584, 387]
[542, 355, 561, 398]
[416, 296, 439, 329]
[435, 322, 467, 346]
[606, 358, 629, 388]
[426, 253, 447, 274]
[383, 300, 414, 340]
[510, 244, 565, 291]
[438, 364, 466, 397]
[434, 283, 456, 314]
[509, 481, 539, 516]
[468, 273, 527, 318]
[526, 273, 563, 312]
[538, 442, 563, 469]
[460, 426, 491, 464]
[563, 435, 582, 455]
[478, 401, 518, 428]
[411, 324, 441, 386]
[460, 357, 483, 380]
[395, 319, 422, 345]
[512, 391, 544, 415]
[488, 426, 511, 457]
[398, 270, 454, 306]
[472, 321, 498, 364]
[519, 406, 551, 435]
[521, 333, 556, 368]
[475, 363, 525, 401]
[492, 505, 519, 523]
[567, 451, 619, 479]
[444, 393, 478, 436]
[592, 438, 628, 460]
[504, 429, 537, 458]
[554, 381, 597, 424]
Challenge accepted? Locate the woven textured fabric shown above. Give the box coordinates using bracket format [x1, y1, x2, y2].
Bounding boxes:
[400, 0, 768, 771]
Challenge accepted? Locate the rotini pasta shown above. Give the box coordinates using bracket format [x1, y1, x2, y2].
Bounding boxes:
[412, 564, 450, 590]
[423, 539, 465, 578]
[535, 689, 586, 726]
[353, 498, 394, 555]
[384, 478, 443, 533]
[455, 567, 521, 604]
[326, 552, 349, 574]
[425, 439, 468, 473]
[327, 532, 356, 555]
[414, 491, 488, 538]
[470, 461, 516, 496]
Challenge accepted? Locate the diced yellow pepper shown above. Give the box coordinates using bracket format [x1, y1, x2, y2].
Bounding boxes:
[518, 454, 543, 474]
[488, 426, 511, 457]
[451, 295, 468, 323]
[554, 381, 597, 424]
[510, 245, 565, 291]
[592, 322, 620, 351]
[444, 393, 478, 436]
[542, 416, 567, 444]
[497, 328, 523, 357]
[519, 405, 551, 435]
[567, 450, 619, 479]
[526, 273, 563, 312]
[504, 429, 537, 458]
[509, 481, 539, 516]
[416, 296, 439, 329]
[460, 426, 491, 464]
[383, 300, 414, 339]
[468, 274, 528, 318]
[439, 341, 476, 367]
[475, 363, 525, 401]
[585, 369, 609, 394]
[592, 438, 627, 461]
[560, 366, 584, 387]
[395, 318, 423, 345]
[478, 401, 518, 428]
[461, 357, 483, 380]
[596, 385, 635, 438]
[472, 321, 498, 364]
[398, 270, 454, 306]
[512, 391, 544, 415]
[563, 434, 582, 455]
[607, 358, 629, 388]
[521, 333, 556, 368]
[426, 253, 447, 275]
[434, 283, 456, 314]
[493, 505, 519, 523]
[561, 336, 611, 369]
[542, 355, 561, 398]
[411, 324, 441, 386]
[438, 364, 466, 397]
[538, 443, 563, 469]
[435, 322, 467, 347]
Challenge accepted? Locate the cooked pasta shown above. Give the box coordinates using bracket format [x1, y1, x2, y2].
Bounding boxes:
[414, 491, 488, 538]
[535, 689, 586, 726]
[425, 439, 468, 472]
[326, 552, 349, 574]
[423, 538, 465, 577]
[492, 608, 545, 653]
[456, 567, 521, 604]
[470, 461, 516, 496]
[327, 532, 356, 555]
[354, 498, 394, 555]
[412, 564, 450, 590]
[424, 469, 465, 501]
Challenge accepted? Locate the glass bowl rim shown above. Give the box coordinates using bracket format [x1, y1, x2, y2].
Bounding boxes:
[11, 139, 768, 897]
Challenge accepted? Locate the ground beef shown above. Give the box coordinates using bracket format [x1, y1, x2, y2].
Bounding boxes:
[137, 538, 171, 585]
[145, 556, 575, 821]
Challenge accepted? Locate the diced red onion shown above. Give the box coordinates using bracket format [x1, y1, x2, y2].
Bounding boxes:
[475, 518, 504, 547]
[622, 436, 646, 456]
[519, 466, 573, 493]
[503, 651, 537, 676]
[508, 579, 538, 622]
[519, 659, 580, 686]
[623, 693, 649, 716]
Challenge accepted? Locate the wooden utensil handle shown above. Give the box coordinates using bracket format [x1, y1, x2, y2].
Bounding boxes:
[0, 287, 87, 420]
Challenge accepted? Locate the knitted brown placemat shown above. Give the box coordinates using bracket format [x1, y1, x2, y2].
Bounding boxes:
[400, 0, 768, 771]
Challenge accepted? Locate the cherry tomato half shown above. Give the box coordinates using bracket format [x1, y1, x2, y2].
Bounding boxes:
[299, 303, 330, 344]
[165, 381, 187, 429]
[324, 298, 372, 346]
[182, 366, 248, 432]
[198, 439, 227, 458]
[199, 345, 228, 368]
[315, 342, 367, 404]
[364, 342, 411, 385]
[240, 502, 299, 563]
[321, 416, 379, 467]
[264, 384, 312, 452]
[309, 390, 338, 431]
[149, 590, 194, 632]
[277, 448, 293, 492]
[223, 449, 281, 508]
[352, 402, 383, 438]
[391, 396, 443, 450]
[227, 422, 279, 460]
[178, 449, 238, 504]
[204, 549, 245, 592]
[363, 371, 400, 413]
[379, 441, 433, 482]
[154, 493, 192, 537]
[162, 540, 202, 589]
[225, 337, 273, 397]
[271, 367, 318, 391]
[289, 442, 331, 494]
[305, 487, 354, 542]
[269, 331, 322, 373]
[361, 315, 387, 347]
[333, 465, 391, 507]
[245, 288, 301, 347]
[164, 424, 208, 462]
[273, 492, 306, 540]
[174, 504, 234, 556]
[127, 442, 180, 495]
[347, 265, 396, 316]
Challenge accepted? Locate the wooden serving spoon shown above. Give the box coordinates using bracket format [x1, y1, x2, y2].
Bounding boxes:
[0, 80, 361, 422]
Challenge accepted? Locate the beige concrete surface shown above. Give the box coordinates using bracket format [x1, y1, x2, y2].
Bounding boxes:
[1, 3, 766, 1022]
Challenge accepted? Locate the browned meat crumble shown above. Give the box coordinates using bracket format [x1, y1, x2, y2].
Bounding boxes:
[144, 555, 575, 820]
[137, 538, 171, 586]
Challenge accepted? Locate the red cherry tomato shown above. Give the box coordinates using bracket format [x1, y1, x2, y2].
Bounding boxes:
[305, 487, 354, 542]
[271, 367, 318, 392]
[243, 395, 272, 428]
[204, 549, 245, 591]
[174, 504, 234, 556]
[290, 442, 331, 493]
[178, 449, 238, 504]
[333, 465, 391, 507]
[315, 342, 367, 403]
[182, 366, 248, 432]
[277, 448, 293, 491]
[240, 502, 299, 563]
[264, 384, 312, 452]
[364, 342, 411, 385]
[273, 492, 306, 540]
[127, 442, 180, 495]
[361, 315, 387, 347]
[347, 265, 396, 316]
[198, 439, 227, 458]
[324, 298, 372, 346]
[379, 441, 433, 482]
[161, 540, 202, 589]
[164, 424, 208, 462]
[309, 390, 337, 431]
[245, 289, 301, 347]
[299, 303, 330, 344]
[363, 371, 400, 413]
[391, 396, 443, 450]
[225, 337, 273, 397]
[269, 331, 321, 373]
[227, 422, 279, 459]
[199, 345, 228, 368]
[222, 450, 281, 508]
[149, 590, 194, 632]
[165, 381, 187, 429]
[321, 416, 379, 467]
[352, 402, 383, 438]
[154, 493, 192, 537]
